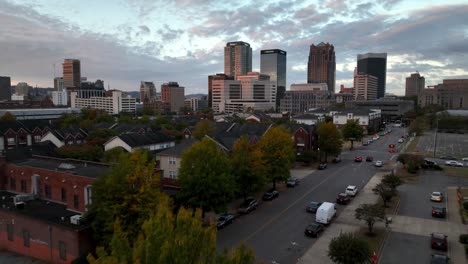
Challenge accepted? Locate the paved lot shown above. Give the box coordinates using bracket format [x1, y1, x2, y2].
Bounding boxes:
[217, 128, 403, 263]
[380, 232, 432, 264]
[417, 131, 468, 158]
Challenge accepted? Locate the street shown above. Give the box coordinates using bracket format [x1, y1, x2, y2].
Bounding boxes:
[217, 128, 402, 263]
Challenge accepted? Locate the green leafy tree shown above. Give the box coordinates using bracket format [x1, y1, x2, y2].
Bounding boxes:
[193, 119, 215, 139]
[355, 203, 386, 234]
[341, 119, 364, 150]
[317, 122, 343, 162]
[373, 183, 394, 208]
[257, 126, 295, 189]
[59, 113, 79, 128]
[141, 106, 154, 116]
[382, 174, 402, 192]
[328, 232, 372, 264]
[177, 138, 235, 217]
[408, 116, 427, 136]
[101, 147, 127, 163]
[0, 112, 16, 121]
[96, 112, 114, 123]
[57, 144, 104, 161]
[231, 136, 266, 201]
[87, 129, 117, 146]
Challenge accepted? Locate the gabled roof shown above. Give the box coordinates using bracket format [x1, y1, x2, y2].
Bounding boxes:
[118, 132, 174, 148]
[92, 122, 117, 130]
[293, 113, 322, 120]
[211, 123, 272, 151]
[282, 123, 316, 134]
[18, 119, 56, 131]
[112, 123, 153, 134]
[0, 121, 28, 134]
[50, 126, 88, 140]
[158, 138, 198, 157]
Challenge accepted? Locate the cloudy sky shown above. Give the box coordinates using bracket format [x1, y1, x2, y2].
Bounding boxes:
[1, 0, 467, 95]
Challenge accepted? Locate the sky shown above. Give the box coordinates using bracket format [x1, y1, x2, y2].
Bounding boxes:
[0, 0, 467, 95]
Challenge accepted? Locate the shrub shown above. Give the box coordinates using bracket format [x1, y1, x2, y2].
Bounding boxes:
[407, 160, 419, 174]
[463, 201, 468, 210]
[459, 234, 468, 244]
[465, 244, 468, 255]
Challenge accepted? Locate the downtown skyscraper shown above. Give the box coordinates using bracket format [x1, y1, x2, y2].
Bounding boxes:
[224, 41, 252, 78]
[307, 42, 336, 93]
[260, 49, 286, 111]
[62, 59, 81, 90]
[357, 53, 387, 98]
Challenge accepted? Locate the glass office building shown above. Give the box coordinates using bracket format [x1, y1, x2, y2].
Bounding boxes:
[357, 53, 387, 98]
[260, 49, 286, 111]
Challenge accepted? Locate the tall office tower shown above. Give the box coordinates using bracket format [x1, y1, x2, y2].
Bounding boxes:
[260, 49, 287, 111]
[405, 72, 425, 97]
[161, 82, 185, 113]
[224, 41, 252, 78]
[140, 81, 157, 103]
[354, 69, 378, 101]
[307, 42, 336, 93]
[208, 74, 234, 108]
[62, 59, 81, 90]
[357, 53, 387, 98]
[54, 77, 64, 91]
[0, 76, 11, 101]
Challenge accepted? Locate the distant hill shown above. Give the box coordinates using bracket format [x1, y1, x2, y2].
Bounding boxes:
[186, 93, 207, 99]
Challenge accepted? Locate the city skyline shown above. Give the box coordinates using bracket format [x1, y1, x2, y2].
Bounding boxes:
[0, 0, 467, 95]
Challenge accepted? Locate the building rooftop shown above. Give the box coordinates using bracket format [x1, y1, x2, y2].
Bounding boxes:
[0, 191, 89, 230]
[158, 138, 198, 157]
[118, 132, 174, 148]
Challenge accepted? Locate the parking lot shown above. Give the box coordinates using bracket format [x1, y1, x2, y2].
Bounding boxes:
[417, 131, 468, 158]
[380, 232, 431, 264]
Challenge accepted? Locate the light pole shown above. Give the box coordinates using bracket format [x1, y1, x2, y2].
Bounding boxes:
[433, 117, 439, 158]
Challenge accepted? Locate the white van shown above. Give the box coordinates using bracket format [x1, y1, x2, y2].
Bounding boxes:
[316, 202, 337, 225]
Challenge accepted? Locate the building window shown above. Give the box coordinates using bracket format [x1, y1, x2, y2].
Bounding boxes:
[7, 224, 13, 241]
[18, 136, 27, 144]
[34, 135, 42, 142]
[23, 229, 30, 247]
[85, 186, 92, 206]
[61, 188, 67, 202]
[169, 171, 177, 179]
[20, 180, 27, 193]
[7, 137, 15, 145]
[10, 178, 16, 191]
[45, 184, 51, 198]
[74, 194, 79, 209]
[169, 157, 176, 165]
[59, 241, 67, 260]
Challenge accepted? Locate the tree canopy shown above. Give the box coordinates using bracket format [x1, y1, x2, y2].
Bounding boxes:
[355, 203, 386, 234]
[317, 122, 343, 162]
[341, 119, 364, 150]
[193, 119, 215, 139]
[0, 111, 16, 121]
[328, 232, 372, 264]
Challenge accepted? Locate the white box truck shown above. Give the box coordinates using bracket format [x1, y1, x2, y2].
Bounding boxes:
[316, 202, 336, 225]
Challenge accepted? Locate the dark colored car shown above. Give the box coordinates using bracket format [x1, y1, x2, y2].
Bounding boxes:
[238, 198, 258, 214]
[431, 233, 448, 251]
[366, 156, 373, 162]
[431, 254, 450, 264]
[336, 193, 351, 205]
[216, 214, 235, 229]
[354, 156, 363, 162]
[304, 223, 324, 237]
[332, 156, 342, 163]
[440, 156, 456, 160]
[318, 163, 328, 170]
[286, 178, 300, 187]
[306, 201, 323, 213]
[262, 190, 279, 201]
[432, 206, 446, 218]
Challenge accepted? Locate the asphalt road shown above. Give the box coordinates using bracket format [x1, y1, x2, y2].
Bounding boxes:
[217, 128, 403, 264]
[380, 232, 432, 264]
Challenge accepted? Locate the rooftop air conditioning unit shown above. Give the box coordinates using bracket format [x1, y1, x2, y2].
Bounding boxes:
[70, 215, 82, 225]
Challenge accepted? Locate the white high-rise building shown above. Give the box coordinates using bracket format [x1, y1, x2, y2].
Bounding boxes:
[353, 69, 378, 101]
[52, 89, 68, 106]
[71, 90, 136, 115]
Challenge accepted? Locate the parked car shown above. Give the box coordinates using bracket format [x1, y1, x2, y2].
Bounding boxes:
[318, 162, 328, 170]
[345, 185, 358, 197]
[366, 156, 373, 162]
[445, 160, 464, 167]
[430, 192, 444, 202]
[217, 213, 235, 229]
[398, 138, 404, 143]
[375, 160, 383, 167]
[431, 206, 446, 218]
[238, 198, 258, 214]
[430, 254, 450, 264]
[304, 223, 324, 237]
[286, 178, 300, 187]
[262, 190, 279, 201]
[336, 193, 351, 205]
[306, 201, 323, 213]
[332, 156, 342, 163]
[462, 157, 468, 161]
[316, 202, 336, 225]
[431, 233, 448, 251]
[372, 136, 379, 140]
[354, 156, 363, 162]
[440, 156, 456, 160]
[424, 159, 438, 167]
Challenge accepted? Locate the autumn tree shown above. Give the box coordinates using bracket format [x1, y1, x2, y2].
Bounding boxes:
[341, 119, 364, 150]
[373, 183, 394, 208]
[355, 203, 386, 234]
[257, 126, 295, 189]
[177, 138, 235, 217]
[317, 122, 343, 162]
[381, 173, 402, 192]
[231, 136, 266, 201]
[328, 232, 372, 264]
[408, 116, 427, 136]
[193, 119, 215, 139]
[0, 112, 16, 121]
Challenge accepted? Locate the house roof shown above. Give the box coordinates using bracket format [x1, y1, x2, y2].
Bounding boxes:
[18, 119, 57, 131]
[92, 122, 117, 130]
[118, 132, 174, 148]
[5, 142, 60, 162]
[282, 124, 316, 134]
[336, 108, 378, 116]
[0, 121, 27, 134]
[112, 123, 153, 134]
[211, 123, 272, 151]
[157, 138, 198, 157]
[293, 113, 322, 120]
[49, 126, 88, 140]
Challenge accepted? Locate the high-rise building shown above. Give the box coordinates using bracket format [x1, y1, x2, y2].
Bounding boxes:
[280, 89, 335, 114]
[261, 49, 287, 111]
[62, 59, 81, 90]
[224, 41, 252, 78]
[405, 72, 425, 97]
[208, 74, 233, 108]
[161, 82, 185, 113]
[357, 53, 387, 98]
[71, 90, 136, 114]
[291, 83, 328, 91]
[54, 77, 64, 91]
[14, 82, 31, 96]
[307, 42, 336, 93]
[354, 70, 378, 101]
[0, 76, 11, 101]
[140, 81, 157, 103]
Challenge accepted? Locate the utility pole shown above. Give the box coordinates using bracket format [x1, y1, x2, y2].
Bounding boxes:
[433, 118, 438, 158]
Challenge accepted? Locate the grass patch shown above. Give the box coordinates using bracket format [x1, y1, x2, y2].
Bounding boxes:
[396, 167, 420, 184]
[355, 227, 387, 253]
[445, 167, 468, 177]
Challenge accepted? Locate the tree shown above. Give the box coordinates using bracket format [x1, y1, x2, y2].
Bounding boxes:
[257, 126, 295, 189]
[85, 150, 162, 247]
[355, 203, 386, 234]
[372, 183, 394, 208]
[341, 119, 364, 150]
[193, 119, 215, 139]
[56, 144, 104, 161]
[317, 122, 343, 162]
[328, 232, 372, 264]
[177, 138, 235, 217]
[87, 129, 117, 146]
[231, 136, 266, 201]
[141, 106, 154, 116]
[408, 116, 427, 136]
[381, 173, 402, 192]
[0, 112, 16, 121]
